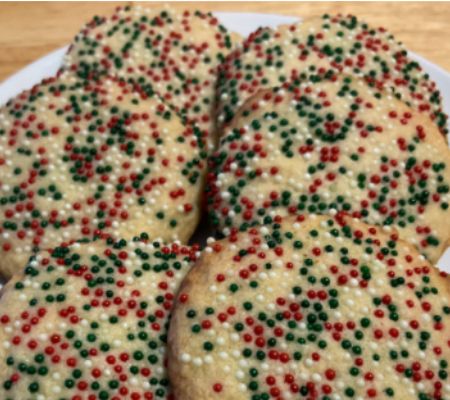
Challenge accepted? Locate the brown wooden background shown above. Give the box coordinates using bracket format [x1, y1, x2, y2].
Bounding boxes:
[0, 2, 449, 82]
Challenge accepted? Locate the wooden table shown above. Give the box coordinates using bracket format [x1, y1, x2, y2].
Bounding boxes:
[0, 2, 449, 83]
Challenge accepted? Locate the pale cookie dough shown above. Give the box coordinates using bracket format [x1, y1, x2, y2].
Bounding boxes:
[62, 4, 235, 149]
[208, 75, 450, 263]
[216, 14, 448, 136]
[0, 74, 204, 277]
[169, 214, 450, 400]
[0, 237, 198, 399]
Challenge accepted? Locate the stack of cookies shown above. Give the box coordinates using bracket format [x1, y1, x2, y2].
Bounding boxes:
[0, 6, 449, 400]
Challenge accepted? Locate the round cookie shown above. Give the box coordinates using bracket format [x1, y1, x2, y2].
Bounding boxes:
[62, 4, 235, 149]
[0, 236, 198, 399]
[169, 214, 450, 400]
[216, 14, 448, 136]
[0, 75, 204, 278]
[208, 75, 450, 263]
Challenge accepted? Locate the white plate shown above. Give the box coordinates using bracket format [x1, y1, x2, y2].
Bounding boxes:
[0, 12, 449, 270]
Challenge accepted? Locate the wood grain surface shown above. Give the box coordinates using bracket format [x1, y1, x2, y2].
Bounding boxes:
[0, 2, 449, 83]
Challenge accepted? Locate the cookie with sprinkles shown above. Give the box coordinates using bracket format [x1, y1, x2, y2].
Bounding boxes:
[168, 214, 450, 400]
[62, 4, 234, 149]
[0, 236, 198, 399]
[0, 74, 204, 278]
[216, 14, 448, 136]
[208, 75, 450, 263]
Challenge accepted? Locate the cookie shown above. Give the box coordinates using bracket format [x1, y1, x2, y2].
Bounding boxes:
[0, 74, 204, 278]
[168, 214, 450, 400]
[216, 14, 448, 136]
[0, 236, 198, 399]
[208, 75, 450, 263]
[62, 4, 235, 149]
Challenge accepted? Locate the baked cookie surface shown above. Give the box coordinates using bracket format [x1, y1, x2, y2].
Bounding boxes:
[62, 4, 235, 148]
[208, 75, 450, 263]
[216, 14, 448, 136]
[169, 214, 450, 400]
[0, 237, 197, 399]
[0, 75, 204, 277]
